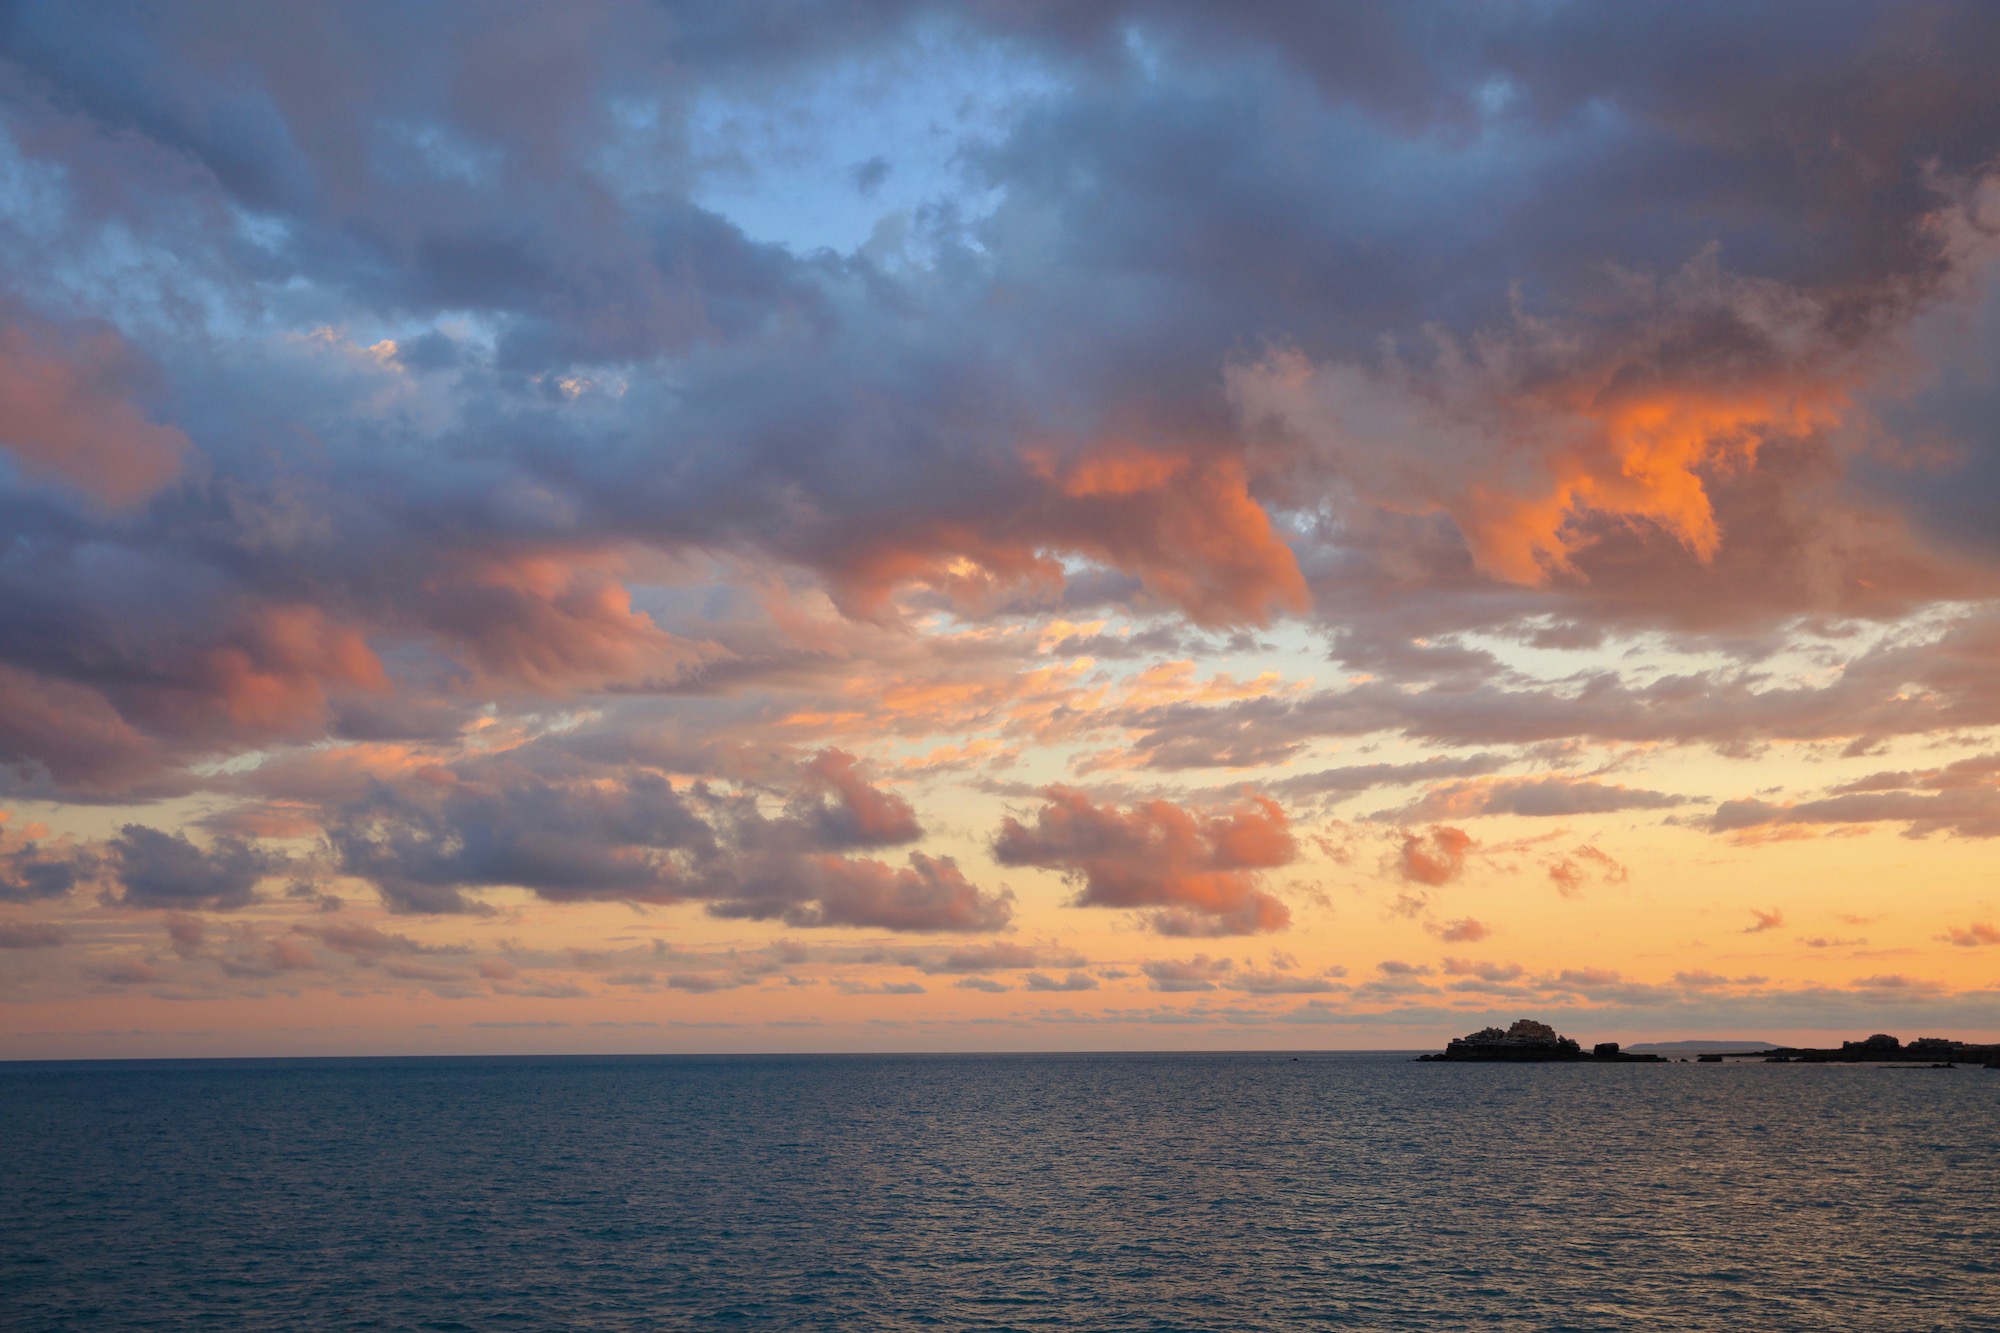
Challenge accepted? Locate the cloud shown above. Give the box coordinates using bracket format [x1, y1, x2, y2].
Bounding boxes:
[0, 919, 65, 948]
[1396, 826, 1473, 886]
[105, 825, 278, 911]
[665, 973, 744, 994]
[327, 764, 712, 914]
[1849, 973, 1947, 995]
[1230, 261, 1850, 588]
[1426, 917, 1491, 943]
[1229, 969, 1340, 994]
[1354, 958, 1439, 1001]
[1710, 755, 2000, 839]
[83, 959, 161, 987]
[851, 156, 891, 196]
[0, 314, 188, 504]
[1441, 957, 1522, 984]
[1539, 967, 1674, 1006]
[1547, 845, 1626, 898]
[295, 922, 465, 959]
[899, 941, 1086, 974]
[414, 553, 723, 693]
[1743, 908, 1785, 934]
[1023, 970, 1099, 992]
[1272, 754, 1509, 798]
[721, 851, 1014, 933]
[163, 914, 204, 957]
[0, 814, 88, 902]
[4, 4, 2000, 1032]
[794, 748, 922, 846]
[994, 786, 1296, 934]
[1385, 776, 1689, 821]
[1092, 613, 2000, 775]
[1142, 954, 1236, 992]
[325, 746, 1010, 928]
[838, 980, 927, 995]
[1939, 922, 2000, 947]
[1672, 970, 1767, 989]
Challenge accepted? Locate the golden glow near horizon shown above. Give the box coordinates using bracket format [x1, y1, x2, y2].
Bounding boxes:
[2, 9, 1999, 1056]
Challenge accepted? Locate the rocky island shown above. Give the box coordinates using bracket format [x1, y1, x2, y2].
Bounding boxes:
[1417, 1019, 1662, 1062]
[1419, 1022, 2000, 1066]
[1759, 1034, 2000, 1066]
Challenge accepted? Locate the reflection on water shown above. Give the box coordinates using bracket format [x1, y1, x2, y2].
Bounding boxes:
[4, 1053, 1997, 1329]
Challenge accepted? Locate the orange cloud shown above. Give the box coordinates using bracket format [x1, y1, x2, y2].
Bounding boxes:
[993, 786, 1297, 934]
[1744, 907, 1785, 933]
[1397, 826, 1474, 886]
[425, 550, 722, 691]
[1117, 660, 1297, 709]
[1030, 443, 1310, 627]
[0, 663, 162, 795]
[821, 442, 1309, 628]
[1231, 254, 1858, 588]
[797, 749, 920, 845]
[1451, 387, 1840, 585]
[200, 603, 389, 732]
[778, 655, 1102, 749]
[1547, 845, 1627, 898]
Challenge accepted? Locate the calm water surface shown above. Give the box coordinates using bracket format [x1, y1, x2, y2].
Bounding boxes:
[3, 1053, 1997, 1330]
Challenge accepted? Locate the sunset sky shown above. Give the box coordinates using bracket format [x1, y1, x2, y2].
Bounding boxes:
[3, 3, 2000, 1057]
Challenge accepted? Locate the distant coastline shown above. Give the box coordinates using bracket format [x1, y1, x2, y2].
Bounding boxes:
[1420, 1021, 2000, 1066]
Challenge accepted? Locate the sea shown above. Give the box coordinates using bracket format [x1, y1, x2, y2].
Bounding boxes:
[3, 1052, 1997, 1330]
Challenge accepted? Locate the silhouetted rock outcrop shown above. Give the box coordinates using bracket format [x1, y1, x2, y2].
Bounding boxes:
[1845, 1033, 1903, 1058]
[1757, 1034, 2000, 1064]
[1419, 1019, 1665, 1062]
[1420, 1024, 1994, 1065]
[1427, 1018, 1581, 1060]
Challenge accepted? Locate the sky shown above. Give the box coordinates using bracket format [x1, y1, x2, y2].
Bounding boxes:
[2, 2, 2000, 1057]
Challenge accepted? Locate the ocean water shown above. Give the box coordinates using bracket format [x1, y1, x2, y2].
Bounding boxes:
[2, 1053, 1997, 1330]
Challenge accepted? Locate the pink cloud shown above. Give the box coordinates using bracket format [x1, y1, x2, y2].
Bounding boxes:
[764, 851, 1013, 933]
[824, 444, 1310, 629]
[0, 319, 187, 505]
[1744, 907, 1785, 934]
[421, 551, 723, 691]
[1397, 826, 1473, 886]
[1548, 845, 1627, 898]
[994, 786, 1296, 934]
[1441, 957, 1523, 983]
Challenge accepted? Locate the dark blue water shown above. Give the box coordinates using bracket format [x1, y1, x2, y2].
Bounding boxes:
[3, 1053, 1997, 1330]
